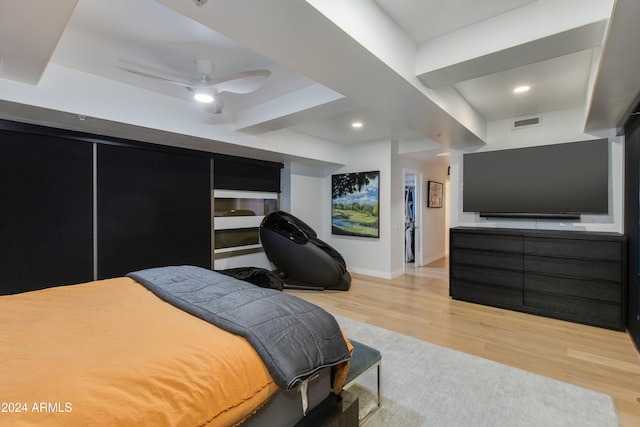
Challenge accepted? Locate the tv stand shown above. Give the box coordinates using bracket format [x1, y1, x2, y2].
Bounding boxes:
[449, 227, 626, 330]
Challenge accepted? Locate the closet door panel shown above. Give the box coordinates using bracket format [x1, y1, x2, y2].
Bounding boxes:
[0, 129, 93, 294]
[97, 145, 211, 278]
[625, 113, 640, 348]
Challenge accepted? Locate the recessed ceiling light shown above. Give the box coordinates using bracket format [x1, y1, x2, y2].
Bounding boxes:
[351, 121, 363, 129]
[513, 85, 530, 94]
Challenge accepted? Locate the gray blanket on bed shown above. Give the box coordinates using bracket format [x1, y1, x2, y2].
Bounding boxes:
[127, 265, 350, 390]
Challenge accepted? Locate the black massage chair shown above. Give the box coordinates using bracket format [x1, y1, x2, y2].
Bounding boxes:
[259, 211, 351, 291]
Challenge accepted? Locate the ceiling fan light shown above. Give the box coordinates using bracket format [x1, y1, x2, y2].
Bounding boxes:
[194, 92, 214, 103]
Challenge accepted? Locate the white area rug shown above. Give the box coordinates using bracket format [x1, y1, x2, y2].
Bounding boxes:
[335, 315, 620, 427]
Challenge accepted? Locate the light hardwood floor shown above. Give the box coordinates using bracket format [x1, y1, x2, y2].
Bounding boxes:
[288, 258, 640, 427]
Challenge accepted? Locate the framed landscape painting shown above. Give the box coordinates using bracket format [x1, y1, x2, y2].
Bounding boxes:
[331, 171, 380, 238]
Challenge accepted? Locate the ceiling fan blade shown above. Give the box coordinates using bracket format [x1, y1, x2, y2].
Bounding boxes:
[211, 69, 271, 94]
[117, 64, 201, 88]
[116, 59, 270, 116]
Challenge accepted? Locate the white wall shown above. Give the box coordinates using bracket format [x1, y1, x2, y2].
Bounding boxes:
[285, 139, 397, 278]
[389, 139, 406, 276]
[284, 139, 451, 279]
[450, 107, 623, 233]
[283, 162, 329, 235]
[421, 163, 449, 263]
[322, 140, 395, 278]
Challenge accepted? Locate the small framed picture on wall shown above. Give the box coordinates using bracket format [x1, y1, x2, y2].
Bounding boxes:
[427, 180, 443, 208]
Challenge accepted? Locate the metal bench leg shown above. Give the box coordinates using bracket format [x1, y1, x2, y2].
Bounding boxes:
[359, 362, 381, 425]
[376, 364, 381, 408]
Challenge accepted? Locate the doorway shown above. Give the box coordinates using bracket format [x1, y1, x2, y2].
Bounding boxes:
[404, 170, 421, 266]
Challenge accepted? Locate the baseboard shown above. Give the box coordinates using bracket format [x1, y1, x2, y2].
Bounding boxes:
[390, 268, 405, 279]
[419, 253, 446, 266]
[348, 259, 444, 279]
[348, 267, 394, 280]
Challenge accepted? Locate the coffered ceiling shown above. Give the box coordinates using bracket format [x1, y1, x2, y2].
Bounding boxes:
[0, 0, 638, 163]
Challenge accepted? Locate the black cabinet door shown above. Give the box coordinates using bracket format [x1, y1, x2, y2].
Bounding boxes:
[97, 145, 211, 278]
[625, 113, 640, 348]
[0, 129, 93, 294]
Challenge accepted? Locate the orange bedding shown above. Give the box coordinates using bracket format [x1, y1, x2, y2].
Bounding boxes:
[0, 277, 284, 427]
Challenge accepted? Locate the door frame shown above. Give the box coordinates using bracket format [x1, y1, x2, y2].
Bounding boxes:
[403, 169, 422, 266]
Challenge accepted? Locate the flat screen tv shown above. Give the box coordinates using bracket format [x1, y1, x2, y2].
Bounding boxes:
[462, 139, 608, 219]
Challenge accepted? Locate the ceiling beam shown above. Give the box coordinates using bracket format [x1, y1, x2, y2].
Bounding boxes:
[0, 0, 78, 84]
[585, 0, 640, 131]
[417, 22, 605, 89]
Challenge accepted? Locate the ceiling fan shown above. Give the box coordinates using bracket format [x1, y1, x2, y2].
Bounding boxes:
[117, 59, 271, 114]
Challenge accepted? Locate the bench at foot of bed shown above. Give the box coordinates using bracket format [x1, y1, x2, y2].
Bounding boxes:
[344, 339, 381, 424]
[295, 390, 359, 427]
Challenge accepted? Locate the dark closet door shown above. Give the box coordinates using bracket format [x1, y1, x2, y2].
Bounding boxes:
[0, 129, 93, 294]
[97, 145, 211, 279]
[625, 114, 640, 349]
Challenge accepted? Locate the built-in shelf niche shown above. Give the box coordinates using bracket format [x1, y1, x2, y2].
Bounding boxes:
[212, 189, 279, 255]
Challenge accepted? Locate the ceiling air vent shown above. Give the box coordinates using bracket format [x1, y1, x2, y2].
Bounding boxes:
[512, 116, 540, 129]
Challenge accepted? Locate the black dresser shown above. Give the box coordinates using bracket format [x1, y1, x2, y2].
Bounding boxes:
[450, 227, 626, 330]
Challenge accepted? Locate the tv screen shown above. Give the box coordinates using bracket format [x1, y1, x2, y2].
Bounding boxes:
[462, 139, 608, 217]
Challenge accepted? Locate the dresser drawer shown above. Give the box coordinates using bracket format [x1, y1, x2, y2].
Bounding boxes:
[452, 232, 522, 253]
[451, 264, 522, 289]
[450, 280, 523, 308]
[524, 237, 621, 261]
[524, 273, 621, 303]
[452, 249, 522, 270]
[524, 255, 621, 282]
[524, 292, 622, 329]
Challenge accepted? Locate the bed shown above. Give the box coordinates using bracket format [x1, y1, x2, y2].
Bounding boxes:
[0, 266, 353, 427]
